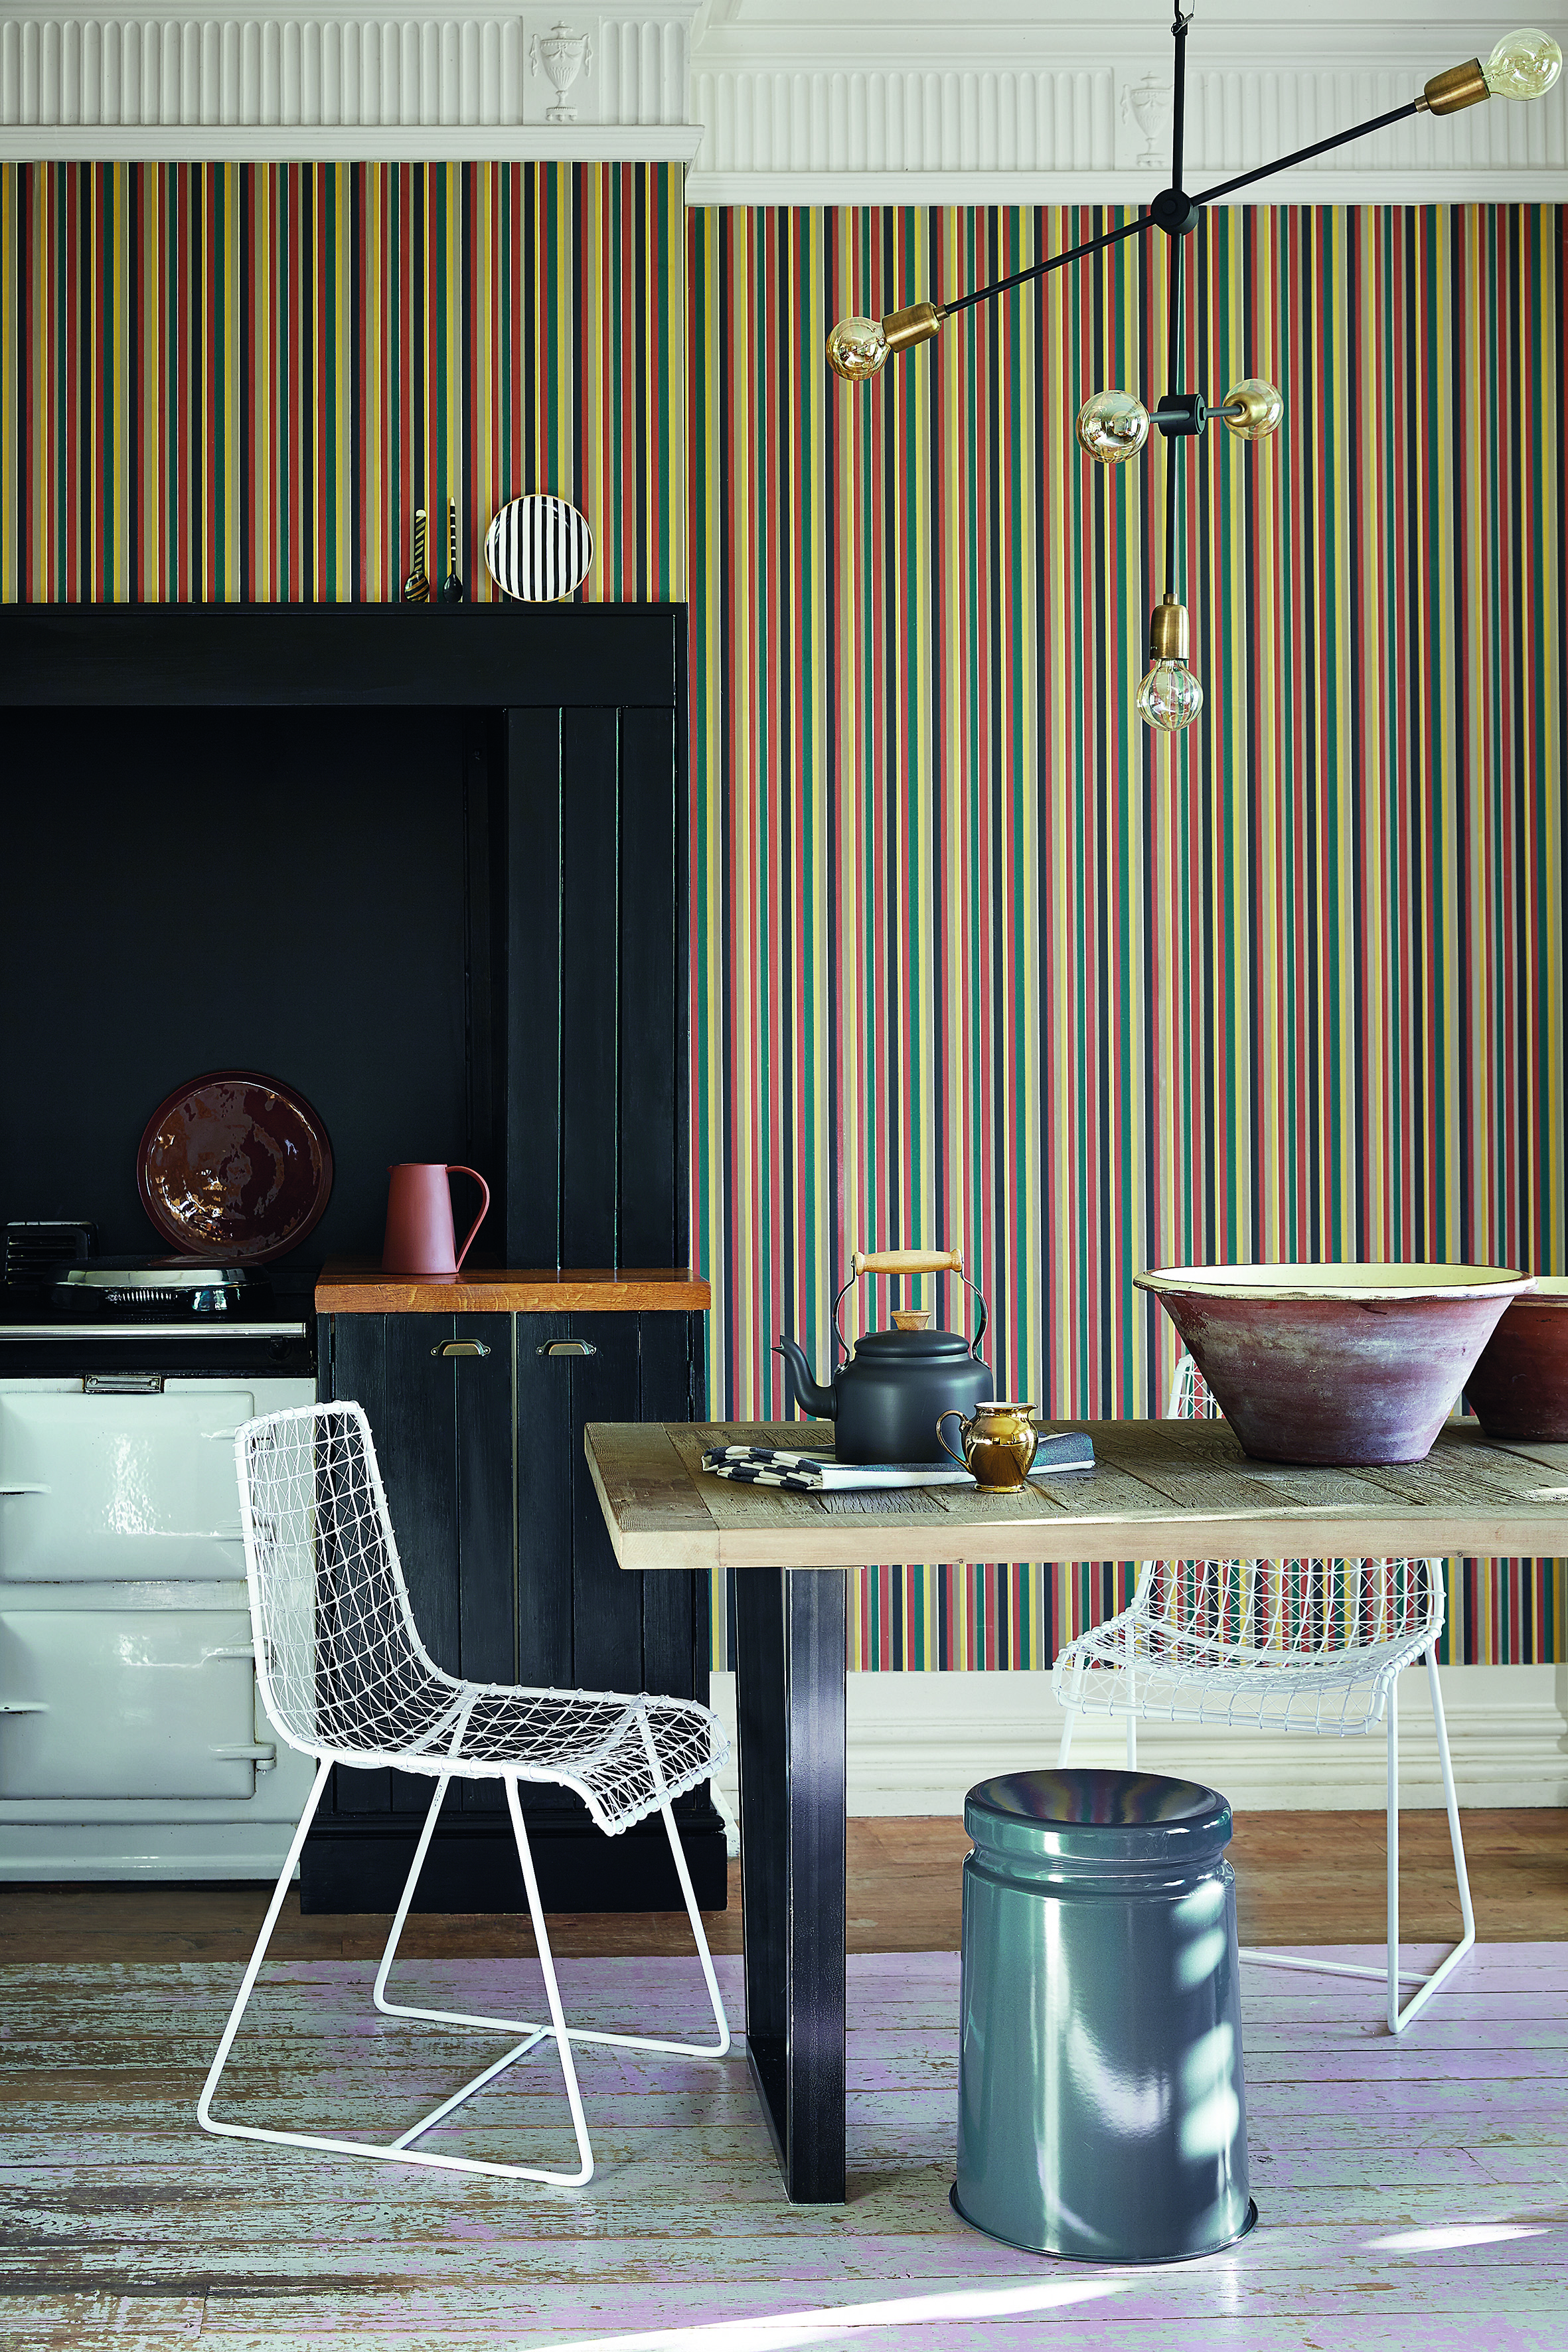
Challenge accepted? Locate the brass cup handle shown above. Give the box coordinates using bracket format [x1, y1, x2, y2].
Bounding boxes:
[936, 1409, 973, 1471]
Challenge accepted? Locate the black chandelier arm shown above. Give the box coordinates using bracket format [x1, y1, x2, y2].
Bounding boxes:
[1192, 98, 1422, 206]
[940, 210, 1157, 318]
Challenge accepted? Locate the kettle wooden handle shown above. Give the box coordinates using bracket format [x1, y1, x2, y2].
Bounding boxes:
[852, 1247, 963, 1277]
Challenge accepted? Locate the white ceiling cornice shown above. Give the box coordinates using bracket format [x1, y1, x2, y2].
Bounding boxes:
[0, 1, 1563, 201]
[686, 0, 1568, 202]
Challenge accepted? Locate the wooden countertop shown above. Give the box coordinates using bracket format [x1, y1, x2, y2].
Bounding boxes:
[585, 1415, 1568, 1573]
[315, 1259, 710, 1314]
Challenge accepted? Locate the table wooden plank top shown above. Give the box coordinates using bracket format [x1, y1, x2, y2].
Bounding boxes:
[584, 1417, 1568, 1571]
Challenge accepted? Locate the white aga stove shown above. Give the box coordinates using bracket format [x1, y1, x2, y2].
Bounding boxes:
[0, 1243, 317, 1879]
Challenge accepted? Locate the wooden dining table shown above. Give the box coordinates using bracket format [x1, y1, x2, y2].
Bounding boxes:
[584, 1413, 1568, 2204]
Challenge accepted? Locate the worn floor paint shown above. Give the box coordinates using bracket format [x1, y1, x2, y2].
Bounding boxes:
[1, 1949, 1565, 2351]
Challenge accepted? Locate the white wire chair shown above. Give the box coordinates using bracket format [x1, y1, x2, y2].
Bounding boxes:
[198, 1401, 731, 2185]
[1054, 1356, 1474, 2033]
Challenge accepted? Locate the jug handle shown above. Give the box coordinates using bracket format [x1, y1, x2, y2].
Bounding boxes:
[445, 1166, 491, 1274]
[935, 1409, 972, 1472]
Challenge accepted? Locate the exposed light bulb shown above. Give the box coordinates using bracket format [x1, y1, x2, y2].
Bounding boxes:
[1137, 596, 1203, 732]
[826, 315, 889, 381]
[1076, 389, 1150, 464]
[1221, 378, 1284, 441]
[1137, 660, 1204, 732]
[1482, 27, 1563, 98]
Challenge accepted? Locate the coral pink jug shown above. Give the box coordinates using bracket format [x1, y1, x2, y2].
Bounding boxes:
[382, 1163, 491, 1277]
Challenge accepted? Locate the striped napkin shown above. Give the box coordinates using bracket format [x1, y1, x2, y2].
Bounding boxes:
[700, 1434, 1095, 1492]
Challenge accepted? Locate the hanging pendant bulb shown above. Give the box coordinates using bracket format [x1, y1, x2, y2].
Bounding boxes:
[827, 315, 890, 380]
[1076, 390, 1150, 464]
[1220, 379, 1284, 441]
[826, 303, 943, 382]
[1482, 27, 1562, 98]
[1137, 597, 1204, 733]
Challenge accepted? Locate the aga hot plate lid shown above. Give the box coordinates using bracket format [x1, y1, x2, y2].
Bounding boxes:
[137, 1071, 333, 1265]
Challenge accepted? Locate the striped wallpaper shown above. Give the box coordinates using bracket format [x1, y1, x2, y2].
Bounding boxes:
[1, 168, 1561, 1667]
[0, 161, 685, 601]
[688, 202, 1567, 1670]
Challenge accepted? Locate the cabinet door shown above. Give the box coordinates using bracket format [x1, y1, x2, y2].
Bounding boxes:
[515, 1310, 702, 1702]
[326, 1313, 513, 1820]
[500, 703, 684, 1273]
[0, 1603, 263, 1799]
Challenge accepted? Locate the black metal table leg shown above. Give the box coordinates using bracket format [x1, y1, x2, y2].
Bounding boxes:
[733, 1564, 848, 2203]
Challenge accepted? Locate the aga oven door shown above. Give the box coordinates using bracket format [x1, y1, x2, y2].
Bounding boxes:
[0, 1595, 267, 1798]
[0, 1375, 315, 1831]
[0, 1378, 269, 1581]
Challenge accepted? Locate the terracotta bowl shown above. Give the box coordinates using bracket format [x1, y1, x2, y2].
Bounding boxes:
[1466, 1276, 1568, 1442]
[1135, 1262, 1534, 1465]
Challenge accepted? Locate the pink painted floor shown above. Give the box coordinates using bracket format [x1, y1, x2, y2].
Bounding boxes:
[3, 1946, 1565, 2350]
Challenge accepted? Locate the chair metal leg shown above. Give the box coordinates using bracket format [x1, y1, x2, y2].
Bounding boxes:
[372, 1737, 729, 2065]
[197, 1755, 726, 2183]
[1385, 1672, 1402, 2029]
[1239, 1645, 1476, 2030]
[1388, 1642, 1476, 2034]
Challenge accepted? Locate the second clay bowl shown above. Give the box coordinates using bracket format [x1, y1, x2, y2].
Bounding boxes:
[1466, 1277, 1568, 1442]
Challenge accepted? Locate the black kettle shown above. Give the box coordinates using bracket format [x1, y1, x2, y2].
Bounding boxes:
[775, 1247, 993, 1464]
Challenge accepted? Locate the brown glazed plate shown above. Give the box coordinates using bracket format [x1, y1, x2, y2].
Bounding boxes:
[137, 1071, 333, 1263]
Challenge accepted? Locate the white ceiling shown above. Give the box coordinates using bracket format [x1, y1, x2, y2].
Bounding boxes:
[0, 1, 1563, 199]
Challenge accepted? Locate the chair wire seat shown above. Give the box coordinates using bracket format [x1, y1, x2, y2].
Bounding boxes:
[198, 1401, 732, 2187]
[1051, 1355, 1475, 2033]
[1058, 1554, 1442, 1736]
[243, 1401, 721, 1832]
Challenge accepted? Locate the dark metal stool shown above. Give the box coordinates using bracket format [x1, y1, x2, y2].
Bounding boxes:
[953, 1766, 1255, 2261]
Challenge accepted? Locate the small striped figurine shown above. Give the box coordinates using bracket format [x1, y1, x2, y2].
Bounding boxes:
[400, 508, 430, 603]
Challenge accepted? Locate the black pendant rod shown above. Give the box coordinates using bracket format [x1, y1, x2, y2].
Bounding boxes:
[937, 97, 1423, 324]
[1170, 3, 1191, 196]
[1163, 4, 1192, 602]
[940, 211, 1156, 317]
[1193, 99, 1421, 205]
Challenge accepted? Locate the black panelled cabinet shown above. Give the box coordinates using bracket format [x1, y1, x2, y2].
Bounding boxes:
[290, 607, 720, 1913]
[309, 1301, 720, 1913]
[0, 604, 719, 1913]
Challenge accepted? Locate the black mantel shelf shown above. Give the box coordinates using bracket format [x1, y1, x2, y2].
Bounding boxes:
[0, 601, 682, 708]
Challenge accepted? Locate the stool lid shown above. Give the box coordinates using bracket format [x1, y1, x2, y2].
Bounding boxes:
[965, 1766, 1232, 1866]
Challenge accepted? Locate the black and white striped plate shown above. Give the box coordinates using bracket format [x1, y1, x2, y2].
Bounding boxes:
[484, 494, 593, 601]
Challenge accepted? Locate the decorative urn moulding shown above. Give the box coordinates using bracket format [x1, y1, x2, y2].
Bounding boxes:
[529, 18, 592, 122]
[1135, 1263, 1535, 1465]
[824, 7, 1563, 731]
[1466, 1276, 1568, 1441]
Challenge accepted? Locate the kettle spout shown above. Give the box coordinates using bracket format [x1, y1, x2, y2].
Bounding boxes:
[774, 1335, 838, 1421]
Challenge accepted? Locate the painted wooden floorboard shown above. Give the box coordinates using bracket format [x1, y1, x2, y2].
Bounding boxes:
[1, 1949, 1565, 2352]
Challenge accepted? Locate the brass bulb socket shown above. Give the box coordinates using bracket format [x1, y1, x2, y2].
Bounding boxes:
[1420, 58, 1489, 114]
[1148, 597, 1190, 663]
[1222, 379, 1284, 439]
[881, 301, 943, 356]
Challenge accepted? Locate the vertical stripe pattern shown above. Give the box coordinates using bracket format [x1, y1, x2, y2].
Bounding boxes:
[689, 202, 1567, 1671]
[2, 172, 1561, 1669]
[0, 161, 684, 601]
